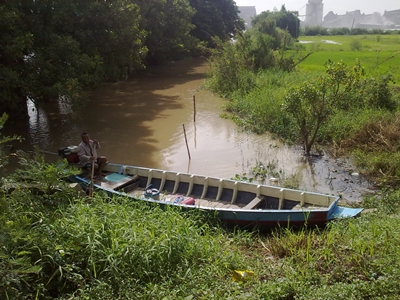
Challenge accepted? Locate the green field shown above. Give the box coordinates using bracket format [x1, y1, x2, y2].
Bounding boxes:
[297, 35, 400, 82]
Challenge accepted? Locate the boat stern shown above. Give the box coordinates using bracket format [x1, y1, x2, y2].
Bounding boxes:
[328, 205, 364, 220]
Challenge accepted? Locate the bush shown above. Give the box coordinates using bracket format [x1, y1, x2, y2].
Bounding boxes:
[329, 27, 351, 35]
[301, 26, 329, 36]
[350, 39, 362, 51]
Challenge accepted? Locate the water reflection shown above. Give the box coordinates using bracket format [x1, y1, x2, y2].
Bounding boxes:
[4, 57, 371, 201]
[27, 99, 51, 149]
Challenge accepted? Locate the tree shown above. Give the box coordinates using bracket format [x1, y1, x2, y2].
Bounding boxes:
[135, 0, 197, 65]
[283, 60, 365, 155]
[252, 5, 300, 39]
[0, 2, 33, 118]
[189, 0, 244, 47]
[38, 0, 147, 81]
[0, 0, 147, 120]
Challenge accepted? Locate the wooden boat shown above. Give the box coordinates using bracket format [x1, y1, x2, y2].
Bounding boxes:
[71, 162, 363, 229]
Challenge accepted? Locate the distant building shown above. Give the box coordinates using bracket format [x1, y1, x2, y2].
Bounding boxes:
[383, 9, 400, 27]
[304, 0, 324, 27]
[323, 9, 400, 29]
[238, 1, 399, 31]
[323, 10, 366, 29]
[238, 6, 257, 29]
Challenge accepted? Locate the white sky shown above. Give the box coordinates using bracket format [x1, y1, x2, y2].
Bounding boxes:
[234, 0, 400, 17]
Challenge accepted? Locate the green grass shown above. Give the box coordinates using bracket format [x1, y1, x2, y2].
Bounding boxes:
[297, 35, 400, 82]
[1, 173, 400, 299]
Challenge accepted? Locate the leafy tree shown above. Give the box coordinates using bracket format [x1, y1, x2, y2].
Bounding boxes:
[283, 60, 365, 155]
[207, 37, 257, 97]
[0, 0, 245, 121]
[189, 0, 244, 47]
[54, 0, 147, 80]
[252, 5, 300, 39]
[0, 2, 33, 118]
[0, 0, 147, 120]
[363, 75, 397, 110]
[207, 14, 308, 97]
[135, 0, 197, 65]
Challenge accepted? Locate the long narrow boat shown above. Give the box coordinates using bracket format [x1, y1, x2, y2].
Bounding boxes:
[70, 162, 363, 229]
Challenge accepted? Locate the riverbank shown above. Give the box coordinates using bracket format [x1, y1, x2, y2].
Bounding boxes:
[1, 161, 399, 298]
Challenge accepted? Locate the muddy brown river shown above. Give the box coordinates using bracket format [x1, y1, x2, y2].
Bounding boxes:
[4, 57, 373, 202]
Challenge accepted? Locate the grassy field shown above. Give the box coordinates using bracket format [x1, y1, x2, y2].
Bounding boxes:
[297, 34, 400, 82]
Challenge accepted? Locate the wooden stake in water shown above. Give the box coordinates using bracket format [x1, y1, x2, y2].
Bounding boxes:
[193, 95, 196, 122]
[183, 123, 191, 160]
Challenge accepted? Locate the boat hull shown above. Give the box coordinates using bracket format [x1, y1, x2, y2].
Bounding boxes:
[70, 162, 363, 229]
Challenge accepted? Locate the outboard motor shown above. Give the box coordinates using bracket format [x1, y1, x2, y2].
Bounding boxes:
[58, 146, 79, 164]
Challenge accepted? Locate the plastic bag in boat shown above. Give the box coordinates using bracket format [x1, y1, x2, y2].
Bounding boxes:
[180, 197, 195, 205]
[144, 185, 160, 200]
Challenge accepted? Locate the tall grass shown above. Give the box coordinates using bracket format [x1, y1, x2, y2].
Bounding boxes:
[254, 213, 400, 299]
[4, 194, 255, 299]
[224, 70, 310, 140]
[1, 156, 400, 299]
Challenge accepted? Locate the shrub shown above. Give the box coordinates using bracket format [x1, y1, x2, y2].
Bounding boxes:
[350, 39, 362, 51]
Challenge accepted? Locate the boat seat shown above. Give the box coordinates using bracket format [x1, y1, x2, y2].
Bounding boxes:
[243, 197, 264, 210]
[114, 175, 140, 192]
[292, 204, 303, 210]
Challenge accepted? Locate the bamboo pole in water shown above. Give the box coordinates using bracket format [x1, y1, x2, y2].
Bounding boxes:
[193, 95, 196, 122]
[182, 123, 191, 160]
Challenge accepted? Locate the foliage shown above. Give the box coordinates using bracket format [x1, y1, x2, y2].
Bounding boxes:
[206, 21, 308, 98]
[0, 154, 82, 298]
[328, 27, 351, 35]
[252, 5, 301, 39]
[349, 38, 362, 51]
[1, 0, 244, 120]
[206, 39, 258, 98]
[0, 0, 147, 118]
[0, 113, 22, 169]
[137, 0, 197, 65]
[302, 26, 329, 36]
[5, 151, 79, 199]
[0, 179, 249, 298]
[364, 189, 400, 214]
[223, 69, 304, 138]
[61, 0, 147, 81]
[318, 108, 391, 145]
[259, 212, 400, 299]
[324, 110, 400, 187]
[301, 26, 399, 36]
[189, 0, 244, 48]
[282, 59, 396, 155]
[0, 2, 33, 117]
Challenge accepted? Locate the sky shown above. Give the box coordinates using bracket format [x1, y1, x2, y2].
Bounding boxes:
[234, 0, 400, 18]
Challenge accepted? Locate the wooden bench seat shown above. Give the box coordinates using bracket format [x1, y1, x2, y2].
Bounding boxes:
[243, 197, 264, 210]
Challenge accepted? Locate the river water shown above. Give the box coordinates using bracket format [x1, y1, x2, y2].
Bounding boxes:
[4, 57, 372, 202]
